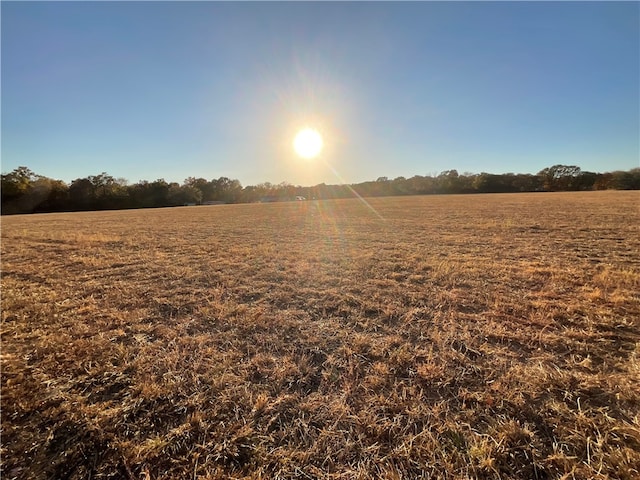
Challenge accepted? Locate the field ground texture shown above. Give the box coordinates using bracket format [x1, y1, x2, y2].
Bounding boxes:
[2, 191, 639, 479]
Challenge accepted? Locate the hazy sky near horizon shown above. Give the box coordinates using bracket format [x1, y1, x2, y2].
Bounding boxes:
[2, 1, 638, 187]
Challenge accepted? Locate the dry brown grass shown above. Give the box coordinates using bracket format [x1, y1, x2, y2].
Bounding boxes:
[2, 191, 639, 479]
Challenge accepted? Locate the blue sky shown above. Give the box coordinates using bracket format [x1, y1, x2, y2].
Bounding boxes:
[2, 1, 638, 187]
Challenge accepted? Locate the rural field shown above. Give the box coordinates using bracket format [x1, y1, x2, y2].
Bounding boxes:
[2, 191, 639, 479]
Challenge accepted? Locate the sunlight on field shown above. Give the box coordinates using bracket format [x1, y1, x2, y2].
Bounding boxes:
[2, 191, 639, 479]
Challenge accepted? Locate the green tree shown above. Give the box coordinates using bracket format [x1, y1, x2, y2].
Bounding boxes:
[209, 177, 243, 203]
[1, 166, 38, 198]
[437, 170, 460, 193]
[88, 173, 128, 209]
[168, 184, 202, 205]
[1, 167, 70, 214]
[184, 177, 212, 201]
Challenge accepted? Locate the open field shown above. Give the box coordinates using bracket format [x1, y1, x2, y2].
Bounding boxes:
[2, 191, 639, 479]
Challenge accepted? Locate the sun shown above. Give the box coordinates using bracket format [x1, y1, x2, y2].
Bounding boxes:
[293, 128, 323, 159]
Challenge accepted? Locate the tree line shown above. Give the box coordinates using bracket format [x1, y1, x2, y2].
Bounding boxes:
[2, 164, 639, 215]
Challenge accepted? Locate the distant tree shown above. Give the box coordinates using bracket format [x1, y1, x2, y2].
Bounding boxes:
[390, 176, 410, 195]
[1, 167, 71, 214]
[592, 173, 613, 190]
[128, 181, 151, 208]
[68, 178, 96, 210]
[352, 181, 374, 197]
[252, 182, 277, 201]
[1, 167, 37, 213]
[184, 177, 212, 201]
[31, 177, 69, 212]
[213, 177, 242, 203]
[537, 165, 582, 191]
[610, 169, 640, 190]
[456, 173, 475, 193]
[278, 182, 297, 201]
[1, 167, 37, 197]
[90, 173, 128, 209]
[406, 175, 427, 195]
[66, 173, 129, 210]
[240, 185, 259, 203]
[473, 173, 508, 193]
[3, 164, 639, 215]
[511, 173, 542, 192]
[128, 179, 172, 208]
[148, 179, 171, 207]
[411, 175, 436, 194]
[355, 178, 391, 197]
[437, 170, 460, 193]
[168, 184, 202, 205]
[574, 171, 598, 191]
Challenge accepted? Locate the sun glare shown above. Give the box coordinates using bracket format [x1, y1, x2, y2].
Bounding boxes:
[293, 128, 323, 159]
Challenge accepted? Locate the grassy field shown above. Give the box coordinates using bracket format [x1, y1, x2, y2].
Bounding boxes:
[2, 191, 639, 479]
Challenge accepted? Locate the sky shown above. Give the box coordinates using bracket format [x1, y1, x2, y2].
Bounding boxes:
[2, 1, 638, 187]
